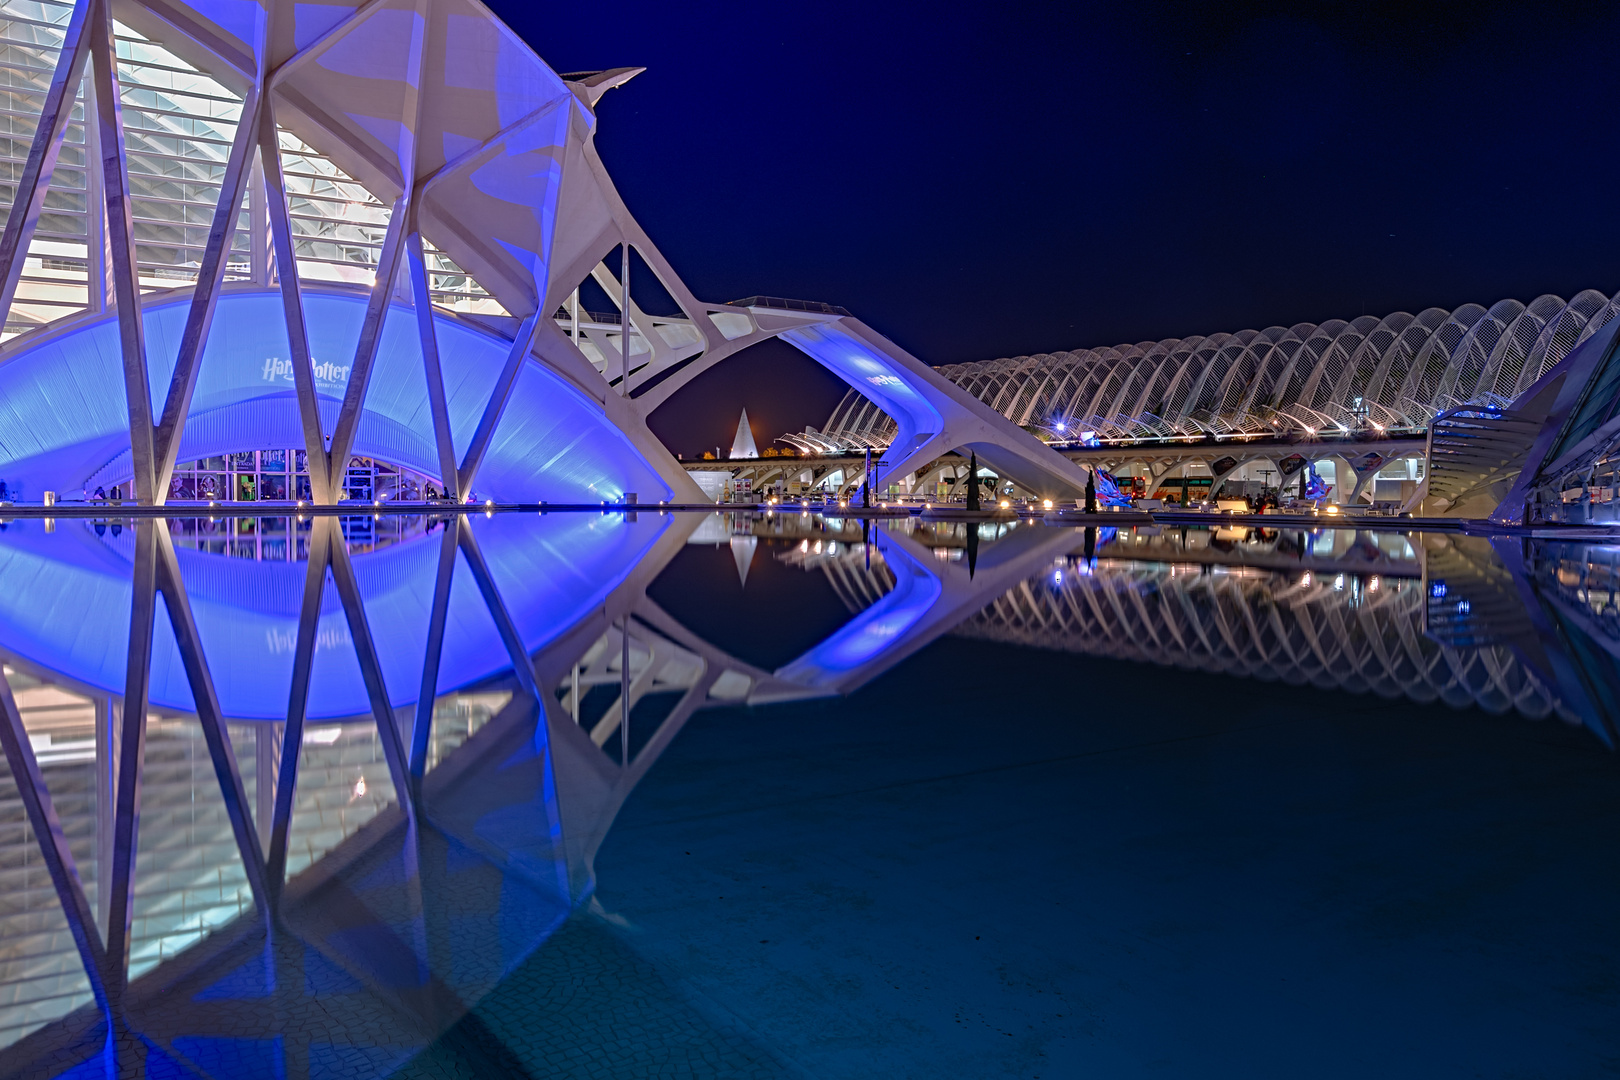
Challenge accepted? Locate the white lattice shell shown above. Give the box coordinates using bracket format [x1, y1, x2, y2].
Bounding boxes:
[810, 291, 1620, 449]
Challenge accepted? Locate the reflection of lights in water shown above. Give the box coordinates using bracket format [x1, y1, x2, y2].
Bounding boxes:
[351, 776, 367, 801]
[1301, 572, 1313, 587]
[813, 540, 822, 554]
[1369, 576, 1381, 591]
[1334, 574, 1345, 591]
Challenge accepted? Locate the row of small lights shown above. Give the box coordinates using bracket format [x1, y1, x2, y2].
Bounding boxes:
[1300, 571, 1382, 592]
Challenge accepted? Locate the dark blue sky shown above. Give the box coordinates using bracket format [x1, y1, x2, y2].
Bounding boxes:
[491, 0, 1620, 456]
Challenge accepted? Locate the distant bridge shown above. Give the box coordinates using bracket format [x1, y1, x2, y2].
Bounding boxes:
[686, 431, 1427, 503]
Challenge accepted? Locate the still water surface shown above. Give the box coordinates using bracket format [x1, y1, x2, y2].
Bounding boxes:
[0, 511, 1614, 1078]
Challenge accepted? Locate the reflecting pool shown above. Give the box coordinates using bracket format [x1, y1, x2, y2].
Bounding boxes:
[0, 512, 1614, 1078]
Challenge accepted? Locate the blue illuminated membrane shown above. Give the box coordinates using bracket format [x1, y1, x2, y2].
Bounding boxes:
[0, 288, 671, 504]
[776, 536, 942, 686]
[781, 322, 944, 465]
[0, 512, 669, 719]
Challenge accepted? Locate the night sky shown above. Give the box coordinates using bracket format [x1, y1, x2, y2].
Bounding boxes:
[491, 0, 1620, 458]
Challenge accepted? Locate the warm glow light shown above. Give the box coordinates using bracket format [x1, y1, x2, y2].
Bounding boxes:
[999, 499, 1010, 509]
[1043, 499, 1053, 510]
[1325, 504, 1340, 514]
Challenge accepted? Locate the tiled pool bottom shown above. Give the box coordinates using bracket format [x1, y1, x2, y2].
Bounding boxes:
[410, 637, 1618, 1079]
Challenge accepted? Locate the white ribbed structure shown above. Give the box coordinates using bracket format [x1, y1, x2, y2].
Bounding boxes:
[945, 292, 1620, 440]
[798, 291, 1620, 453]
[954, 560, 1559, 719]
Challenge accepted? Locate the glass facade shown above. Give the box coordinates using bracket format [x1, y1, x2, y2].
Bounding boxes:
[162, 513, 435, 561]
[157, 449, 439, 504]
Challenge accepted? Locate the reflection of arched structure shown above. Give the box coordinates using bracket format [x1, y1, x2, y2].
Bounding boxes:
[5, 511, 1620, 1076]
[955, 557, 1561, 718]
[0, 513, 673, 720]
[0, 509, 1087, 1076]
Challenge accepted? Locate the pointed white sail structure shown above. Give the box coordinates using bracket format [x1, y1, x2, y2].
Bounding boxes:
[730, 534, 758, 587]
[730, 408, 759, 459]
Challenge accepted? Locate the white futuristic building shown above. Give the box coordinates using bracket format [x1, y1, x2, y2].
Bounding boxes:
[798, 291, 1620, 451]
[0, 0, 1088, 507]
[729, 407, 758, 459]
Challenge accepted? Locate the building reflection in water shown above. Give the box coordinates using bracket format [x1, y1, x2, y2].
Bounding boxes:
[0, 512, 1614, 1078]
[956, 530, 1559, 721]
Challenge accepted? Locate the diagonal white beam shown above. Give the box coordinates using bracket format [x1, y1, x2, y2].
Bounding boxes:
[153, 88, 264, 502]
[267, 0, 392, 86]
[456, 311, 543, 498]
[326, 194, 410, 494]
[0, 664, 109, 1009]
[126, 0, 256, 82]
[153, 522, 269, 917]
[457, 517, 541, 703]
[328, 529, 413, 804]
[91, 0, 157, 504]
[416, 100, 562, 202]
[0, 0, 94, 330]
[408, 518, 459, 788]
[267, 517, 331, 892]
[258, 101, 334, 503]
[406, 229, 459, 497]
[105, 518, 157, 994]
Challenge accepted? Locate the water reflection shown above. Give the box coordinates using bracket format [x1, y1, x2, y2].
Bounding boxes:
[956, 533, 1558, 719]
[0, 511, 1613, 1076]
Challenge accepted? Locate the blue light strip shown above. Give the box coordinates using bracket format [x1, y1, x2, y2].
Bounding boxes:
[0, 289, 672, 505]
[774, 535, 942, 687]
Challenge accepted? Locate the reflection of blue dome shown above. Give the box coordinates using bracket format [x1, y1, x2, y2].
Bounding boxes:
[0, 513, 670, 719]
[0, 287, 672, 504]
